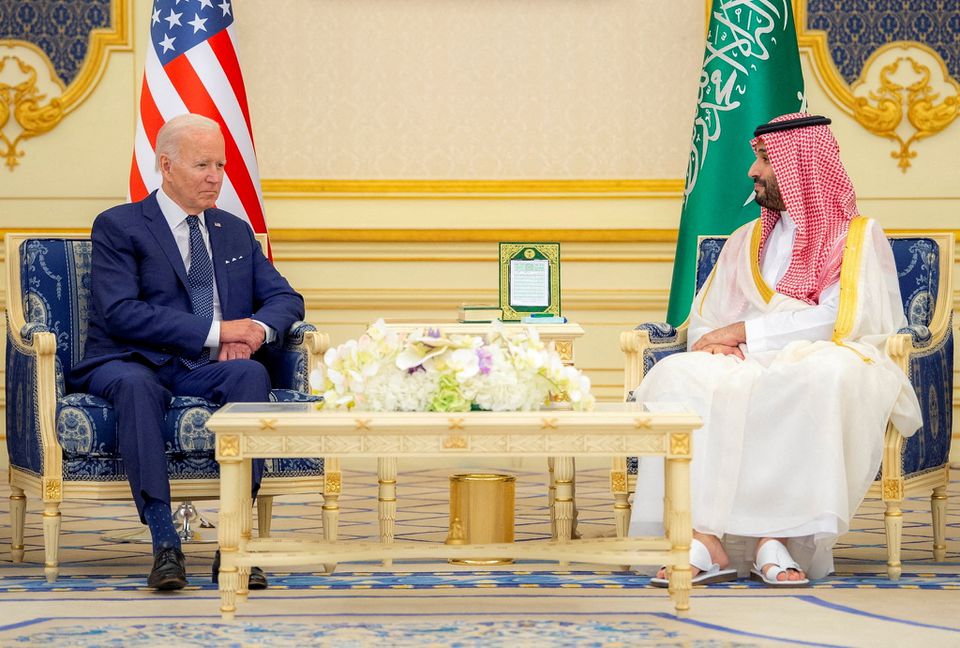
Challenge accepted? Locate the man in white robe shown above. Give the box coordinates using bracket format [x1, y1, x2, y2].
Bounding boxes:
[631, 114, 922, 586]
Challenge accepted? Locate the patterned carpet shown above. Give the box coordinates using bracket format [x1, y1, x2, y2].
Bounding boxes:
[2, 464, 960, 646]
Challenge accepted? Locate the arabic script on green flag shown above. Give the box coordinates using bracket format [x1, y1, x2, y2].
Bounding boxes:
[666, 1, 805, 325]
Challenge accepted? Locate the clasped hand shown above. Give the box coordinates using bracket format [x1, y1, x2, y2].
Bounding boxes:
[218, 319, 266, 361]
[691, 321, 746, 360]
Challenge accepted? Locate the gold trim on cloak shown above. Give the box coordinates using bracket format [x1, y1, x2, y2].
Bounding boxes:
[831, 217, 874, 364]
[749, 220, 775, 304]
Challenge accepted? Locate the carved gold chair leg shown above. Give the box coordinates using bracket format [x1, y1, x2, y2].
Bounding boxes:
[611, 457, 630, 539]
[932, 484, 948, 562]
[257, 495, 274, 538]
[612, 492, 630, 539]
[884, 499, 904, 580]
[42, 500, 62, 583]
[10, 486, 26, 563]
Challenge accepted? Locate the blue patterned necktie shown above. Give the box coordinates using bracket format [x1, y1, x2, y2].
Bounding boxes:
[182, 215, 214, 369]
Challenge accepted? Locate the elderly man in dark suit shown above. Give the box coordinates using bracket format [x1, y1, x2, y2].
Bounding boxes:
[71, 114, 304, 590]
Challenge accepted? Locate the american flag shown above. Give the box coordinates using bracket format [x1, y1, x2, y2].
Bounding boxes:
[129, 0, 266, 235]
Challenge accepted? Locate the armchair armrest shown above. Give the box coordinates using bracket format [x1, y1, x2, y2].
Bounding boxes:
[258, 321, 330, 392]
[883, 314, 954, 478]
[5, 318, 63, 484]
[895, 324, 932, 345]
[620, 322, 688, 402]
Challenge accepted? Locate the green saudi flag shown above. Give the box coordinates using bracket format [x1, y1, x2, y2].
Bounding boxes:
[666, 1, 805, 325]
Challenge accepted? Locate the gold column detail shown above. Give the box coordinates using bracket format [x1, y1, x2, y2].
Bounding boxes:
[325, 472, 342, 494]
[882, 478, 904, 501]
[634, 416, 653, 429]
[554, 340, 574, 363]
[42, 478, 62, 501]
[669, 433, 691, 457]
[219, 435, 241, 457]
[443, 435, 468, 449]
[610, 471, 627, 493]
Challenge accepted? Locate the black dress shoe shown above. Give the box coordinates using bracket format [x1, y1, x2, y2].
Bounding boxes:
[212, 549, 269, 590]
[248, 566, 268, 590]
[148, 547, 187, 591]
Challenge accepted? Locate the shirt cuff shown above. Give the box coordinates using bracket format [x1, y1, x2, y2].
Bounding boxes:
[253, 319, 276, 345]
[205, 320, 220, 348]
[743, 317, 769, 354]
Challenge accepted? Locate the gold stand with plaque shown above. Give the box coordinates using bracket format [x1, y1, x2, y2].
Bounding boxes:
[499, 242, 560, 321]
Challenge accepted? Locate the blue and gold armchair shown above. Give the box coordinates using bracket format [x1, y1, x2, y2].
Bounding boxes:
[615, 232, 954, 579]
[5, 233, 341, 582]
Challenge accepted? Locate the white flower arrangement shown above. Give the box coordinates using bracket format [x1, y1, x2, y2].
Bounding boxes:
[310, 319, 595, 413]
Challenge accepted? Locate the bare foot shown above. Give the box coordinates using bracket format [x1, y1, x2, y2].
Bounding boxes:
[657, 531, 729, 579]
[756, 537, 806, 582]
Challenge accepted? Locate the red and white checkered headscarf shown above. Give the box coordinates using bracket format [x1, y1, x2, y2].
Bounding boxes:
[752, 112, 859, 304]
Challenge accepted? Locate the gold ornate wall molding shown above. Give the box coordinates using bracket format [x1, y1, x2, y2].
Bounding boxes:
[0, 42, 65, 170]
[794, 2, 960, 172]
[0, 0, 131, 170]
[0, 226, 957, 244]
[261, 179, 685, 199]
[850, 42, 959, 172]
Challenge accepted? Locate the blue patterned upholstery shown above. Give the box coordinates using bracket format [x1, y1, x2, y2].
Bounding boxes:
[627, 235, 953, 480]
[6, 238, 323, 485]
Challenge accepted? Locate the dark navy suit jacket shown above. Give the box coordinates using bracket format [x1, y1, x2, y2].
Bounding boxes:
[72, 191, 304, 380]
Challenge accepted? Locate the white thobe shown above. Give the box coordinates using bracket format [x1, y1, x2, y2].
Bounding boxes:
[628, 215, 922, 578]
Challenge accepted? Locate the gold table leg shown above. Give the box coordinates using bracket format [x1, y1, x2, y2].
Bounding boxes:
[322, 458, 342, 573]
[665, 452, 691, 617]
[378, 457, 398, 567]
[554, 456, 574, 567]
[237, 461, 253, 600]
[218, 456, 243, 620]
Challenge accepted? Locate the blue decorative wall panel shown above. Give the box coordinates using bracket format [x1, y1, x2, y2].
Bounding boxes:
[0, 0, 113, 86]
[807, 1, 960, 83]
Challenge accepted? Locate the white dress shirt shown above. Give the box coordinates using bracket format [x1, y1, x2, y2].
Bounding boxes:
[156, 187, 275, 355]
[744, 211, 840, 353]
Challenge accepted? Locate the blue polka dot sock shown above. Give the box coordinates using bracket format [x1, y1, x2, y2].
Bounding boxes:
[143, 497, 181, 555]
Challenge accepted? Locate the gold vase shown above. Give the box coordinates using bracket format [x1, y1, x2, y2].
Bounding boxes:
[446, 473, 515, 565]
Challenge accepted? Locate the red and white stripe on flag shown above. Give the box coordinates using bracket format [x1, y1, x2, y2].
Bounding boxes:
[130, 0, 266, 235]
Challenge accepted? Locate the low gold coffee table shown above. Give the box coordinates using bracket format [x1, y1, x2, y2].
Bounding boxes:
[208, 402, 699, 619]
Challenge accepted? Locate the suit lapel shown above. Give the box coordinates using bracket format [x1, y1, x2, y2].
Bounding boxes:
[142, 192, 190, 290]
[206, 210, 230, 311]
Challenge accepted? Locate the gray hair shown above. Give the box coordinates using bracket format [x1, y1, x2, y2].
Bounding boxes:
[154, 114, 221, 171]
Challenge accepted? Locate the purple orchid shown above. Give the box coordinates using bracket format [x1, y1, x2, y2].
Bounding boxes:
[477, 346, 493, 375]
